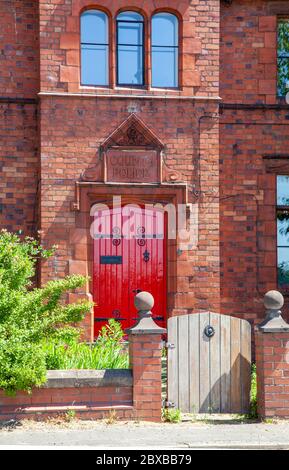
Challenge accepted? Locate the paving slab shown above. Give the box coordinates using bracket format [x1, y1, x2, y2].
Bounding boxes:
[0, 417, 289, 449]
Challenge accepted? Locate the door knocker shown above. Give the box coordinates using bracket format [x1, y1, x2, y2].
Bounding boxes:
[112, 309, 121, 319]
[204, 325, 215, 338]
[143, 250, 150, 262]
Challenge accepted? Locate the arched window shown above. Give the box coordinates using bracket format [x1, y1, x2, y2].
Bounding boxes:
[80, 10, 109, 86]
[116, 11, 144, 86]
[151, 13, 179, 88]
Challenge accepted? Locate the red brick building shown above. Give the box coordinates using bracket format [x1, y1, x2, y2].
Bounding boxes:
[1, 0, 289, 340]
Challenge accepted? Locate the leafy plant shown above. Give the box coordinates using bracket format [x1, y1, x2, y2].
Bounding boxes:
[278, 261, 289, 287]
[278, 21, 289, 96]
[0, 230, 92, 394]
[162, 408, 182, 423]
[243, 363, 258, 420]
[106, 409, 118, 425]
[43, 320, 129, 370]
[249, 363, 258, 419]
[65, 410, 76, 422]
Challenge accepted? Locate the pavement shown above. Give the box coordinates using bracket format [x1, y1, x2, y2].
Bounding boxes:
[1, 416, 289, 449]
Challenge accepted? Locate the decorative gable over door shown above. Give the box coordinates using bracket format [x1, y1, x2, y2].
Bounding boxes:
[81, 114, 164, 184]
[100, 113, 164, 150]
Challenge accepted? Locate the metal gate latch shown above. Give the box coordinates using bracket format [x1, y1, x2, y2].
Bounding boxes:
[166, 342, 175, 350]
[204, 325, 215, 338]
[165, 401, 175, 408]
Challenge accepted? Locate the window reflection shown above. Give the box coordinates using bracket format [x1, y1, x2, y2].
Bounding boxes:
[278, 20, 289, 97]
[151, 13, 179, 88]
[277, 176, 289, 286]
[277, 175, 289, 206]
[81, 10, 109, 86]
[116, 11, 144, 86]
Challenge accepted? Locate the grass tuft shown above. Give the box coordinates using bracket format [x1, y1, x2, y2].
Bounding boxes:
[42, 320, 129, 370]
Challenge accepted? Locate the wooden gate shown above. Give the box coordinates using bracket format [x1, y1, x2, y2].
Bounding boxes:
[167, 313, 251, 414]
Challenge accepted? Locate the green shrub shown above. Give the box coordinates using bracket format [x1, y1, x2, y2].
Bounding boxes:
[249, 363, 258, 419]
[43, 320, 129, 370]
[0, 230, 92, 394]
[65, 410, 76, 422]
[162, 408, 182, 423]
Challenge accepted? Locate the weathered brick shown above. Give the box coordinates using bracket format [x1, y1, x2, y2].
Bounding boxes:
[256, 331, 289, 419]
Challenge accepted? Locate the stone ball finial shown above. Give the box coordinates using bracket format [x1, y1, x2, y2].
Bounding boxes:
[134, 291, 154, 312]
[127, 291, 166, 335]
[263, 290, 284, 310]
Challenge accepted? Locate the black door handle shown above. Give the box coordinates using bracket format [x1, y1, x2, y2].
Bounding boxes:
[132, 289, 142, 294]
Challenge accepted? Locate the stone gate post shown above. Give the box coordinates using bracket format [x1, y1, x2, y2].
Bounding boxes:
[256, 290, 289, 419]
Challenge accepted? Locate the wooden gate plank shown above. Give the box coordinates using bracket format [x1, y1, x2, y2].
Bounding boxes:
[230, 317, 242, 413]
[167, 317, 178, 409]
[210, 313, 221, 413]
[220, 315, 231, 412]
[199, 313, 210, 412]
[178, 315, 190, 412]
[189, 314, 200, 413]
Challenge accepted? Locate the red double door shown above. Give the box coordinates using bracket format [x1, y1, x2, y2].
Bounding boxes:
[93, 206, 167, 337]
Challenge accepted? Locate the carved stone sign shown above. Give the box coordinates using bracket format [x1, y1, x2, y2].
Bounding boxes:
[106, 149, 159, 183]
[80, 114, 184, 185]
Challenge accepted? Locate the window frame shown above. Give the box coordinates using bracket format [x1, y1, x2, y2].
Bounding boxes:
[151, 12, 180, 90]
[116, 11, 146, 88]
[80, 9, 110, 88]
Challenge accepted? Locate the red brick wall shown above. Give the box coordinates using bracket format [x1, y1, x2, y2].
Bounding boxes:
[9, 0, 287, 333]
[0, 103, 38, 234]
[256, 330, 289, 419]
[0, 0, 39, 99]
[38, 1, 221, 332]
[0, 0, 222, 337]
[2, 0, 287, 334]
[221, 0, 279, 106]
[220, 1, 289, 326]
[219, 108, 289, 324]
[0, 1, 39, 236]
[0, 385, 133, 422]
